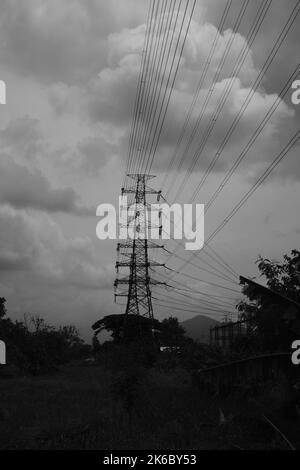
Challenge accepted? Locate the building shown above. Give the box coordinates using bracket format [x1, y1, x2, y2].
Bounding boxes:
[210, 276, 300, 350]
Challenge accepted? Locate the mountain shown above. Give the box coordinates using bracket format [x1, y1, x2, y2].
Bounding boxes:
[180, 315, 220, 343]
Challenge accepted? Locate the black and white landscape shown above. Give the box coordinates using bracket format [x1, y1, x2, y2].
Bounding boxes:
[0, 0, 300, 453]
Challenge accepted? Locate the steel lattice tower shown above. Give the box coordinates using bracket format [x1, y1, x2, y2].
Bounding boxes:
[114, 174, 165, 322]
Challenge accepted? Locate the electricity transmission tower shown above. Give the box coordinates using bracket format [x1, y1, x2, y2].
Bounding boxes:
[114, 174, 165, 323]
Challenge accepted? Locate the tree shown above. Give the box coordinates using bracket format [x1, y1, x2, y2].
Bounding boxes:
[92, 314, 161, 343]
[256, 250, 300, 301]
[238, 250, 300, 351]
[0, 298, 7, 319]
[158, 317, 186, 347]
[0, 301, 91, 374]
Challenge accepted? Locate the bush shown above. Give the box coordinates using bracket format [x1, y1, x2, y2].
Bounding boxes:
[0, 299, 91, 375]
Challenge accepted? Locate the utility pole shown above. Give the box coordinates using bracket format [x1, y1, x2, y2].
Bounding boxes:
[114, 174, 165, 323]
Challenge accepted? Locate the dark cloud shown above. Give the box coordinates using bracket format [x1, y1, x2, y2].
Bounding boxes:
[38, 4, 297, 182]
[0, 1, 298, 337]
[0, 156, 92, 215]
[0, 207, 38, 273]
[49, 134, 120, 177]
[0, 206, 113, 290]
[0, 116, 43, 162]
[74, 18, 296, 181]
[0, 253, 32, 272]
[0, 0, 147, 85]
[76, 136, 119, 174]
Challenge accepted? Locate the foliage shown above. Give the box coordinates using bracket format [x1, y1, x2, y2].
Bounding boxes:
[92, 313, 161, 343]
[237, 250, 300, 352]
[0, 298, 7, 319]
[92, 313, 225, 375]
[1, 363, 298, 449]
[0, 298, 91, 375]
[256, 249, 300, 301]
[92, 314, 187, 348]
[159, 317, 186, 347]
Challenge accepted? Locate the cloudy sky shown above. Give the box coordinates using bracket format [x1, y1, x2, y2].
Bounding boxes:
[0, 0, 299, 340]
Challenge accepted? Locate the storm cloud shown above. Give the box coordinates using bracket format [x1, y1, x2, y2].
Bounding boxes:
[0, 0, 299, 337]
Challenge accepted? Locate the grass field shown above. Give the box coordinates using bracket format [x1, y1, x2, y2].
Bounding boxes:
[0, 363, 299, 450]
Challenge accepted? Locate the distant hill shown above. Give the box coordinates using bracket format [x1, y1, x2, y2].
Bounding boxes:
[180, 315, 220, 343]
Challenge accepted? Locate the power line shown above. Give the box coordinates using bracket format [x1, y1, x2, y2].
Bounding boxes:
[129, 0, 178, 177]
[162, 128, 299, 286]
[157, 287, 237, 309]
[153, 301, 236, 316]
[205, 63, 300, 211]
[206, 129, 300, 244]
[145, 0, 197, 174]
[159, 266, 242, 293]
[159, 3, 300, 284]
[167, 0, 272, 201]
[161, 0, 234, 192]
[125, 0, 160, 185]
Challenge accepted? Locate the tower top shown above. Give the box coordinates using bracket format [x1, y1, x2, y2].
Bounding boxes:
[127, 173, 156, 181]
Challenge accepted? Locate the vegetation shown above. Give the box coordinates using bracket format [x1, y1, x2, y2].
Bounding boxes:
[0, 250, 299, 449]
[237, 250, 300, 352]
[0, 298, 91, 375]
[0, 362, 299, 450]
